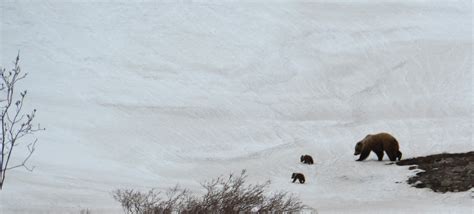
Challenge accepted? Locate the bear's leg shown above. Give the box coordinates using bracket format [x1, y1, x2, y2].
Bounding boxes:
[387, 151, 397, 161]
[300, 178, 305, 184]
[292, 178, 297, 183]
[356, 149, 371, 161]
[397, 151, 402, 160]
[304, 158, 311, 164]
[375, 151, 384, 161]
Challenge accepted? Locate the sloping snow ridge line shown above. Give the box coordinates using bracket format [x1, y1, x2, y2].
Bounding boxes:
[0, 0, 472, 213]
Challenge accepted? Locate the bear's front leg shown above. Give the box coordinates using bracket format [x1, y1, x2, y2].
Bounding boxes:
[356, 150, 371, 161]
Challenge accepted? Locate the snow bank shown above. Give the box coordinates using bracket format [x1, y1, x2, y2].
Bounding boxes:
[0, 0, 471, 213]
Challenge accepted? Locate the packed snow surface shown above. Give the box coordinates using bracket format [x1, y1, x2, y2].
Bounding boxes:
[0, 0, 472, 213]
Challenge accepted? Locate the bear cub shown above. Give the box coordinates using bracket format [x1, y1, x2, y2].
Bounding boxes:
[291, 173, 305, 184]
[354, 132, 402, 161]
[300, 155, 314, 164]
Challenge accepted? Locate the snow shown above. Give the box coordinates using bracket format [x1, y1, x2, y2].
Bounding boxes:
[0, 0, 472, 213]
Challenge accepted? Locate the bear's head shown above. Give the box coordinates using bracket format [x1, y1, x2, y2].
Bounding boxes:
[291, 173, 296, 179]
[300, 155, 304, 162]
[354, 141, 363, 155]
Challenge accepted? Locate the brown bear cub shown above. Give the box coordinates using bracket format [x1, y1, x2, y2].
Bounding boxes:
[300, 155, 314, 164]
[354, 132, 402, 161]
[291, 173, 305, 184]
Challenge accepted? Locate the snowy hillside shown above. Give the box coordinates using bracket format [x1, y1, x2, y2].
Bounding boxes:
[0, 0, 472, 213]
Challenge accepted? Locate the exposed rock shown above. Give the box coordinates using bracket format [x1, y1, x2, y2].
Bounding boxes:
[397, 151, 474, 193]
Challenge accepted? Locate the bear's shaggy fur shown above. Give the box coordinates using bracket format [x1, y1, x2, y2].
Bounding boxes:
[354, 132, 402, 161]
[300, 155, 314, 164]
[291, 173, 305, 184]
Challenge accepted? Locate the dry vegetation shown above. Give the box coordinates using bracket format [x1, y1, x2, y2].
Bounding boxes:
[113, 170, 303, 214]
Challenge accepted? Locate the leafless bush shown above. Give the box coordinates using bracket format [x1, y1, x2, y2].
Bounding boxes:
[79, 208, 92, 214]
[113, 185, 188, 214]
[0, 53, 43, 190]
[195, 169, 269, 213]
[113, 170, 303, 214]
[259, 191, 303, 213]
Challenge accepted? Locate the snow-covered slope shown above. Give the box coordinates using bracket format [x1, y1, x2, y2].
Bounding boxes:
[0, 0, 472, 213]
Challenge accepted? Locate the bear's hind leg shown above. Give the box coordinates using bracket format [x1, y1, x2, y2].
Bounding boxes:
[386, 151, 397, 161]
[397, 151, 402, 160]
[300, 178, 305, 184]
[375, 151, 384, 161]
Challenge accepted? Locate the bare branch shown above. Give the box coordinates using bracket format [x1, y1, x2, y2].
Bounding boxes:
[5, 139, 37, 171]
[0, 53, 42, 190]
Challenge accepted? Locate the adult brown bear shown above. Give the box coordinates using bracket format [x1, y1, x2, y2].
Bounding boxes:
[300, 155, 314, 164]
[354, 132, 402, 161]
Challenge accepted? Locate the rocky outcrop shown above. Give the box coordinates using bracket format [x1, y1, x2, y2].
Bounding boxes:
[396, 152, 474, 193]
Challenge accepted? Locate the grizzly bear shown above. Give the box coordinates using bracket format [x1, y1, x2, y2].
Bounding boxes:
[300, 155, 314, 164]
[354, 132, 402, 161]
[291, 173, 305, 184]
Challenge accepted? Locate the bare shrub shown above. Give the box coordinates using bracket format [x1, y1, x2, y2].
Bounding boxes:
[0, 53, 43, 190]
[259, 191, 303, 213]
[79, 208, 92, 214]
[196, 169, 269, 213]
[113, 170, 303, 214]
[113, 185, 188, 214]
[113, 188, 161, 214]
